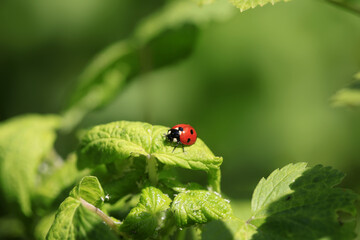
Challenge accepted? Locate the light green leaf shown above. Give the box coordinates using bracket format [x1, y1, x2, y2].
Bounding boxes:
[229, 0, 290, 12]
[70, 176, 105, 208]
[78, 121, 223, 172]
[62, 0, 234, 131]
[251, 162, 307, 221]
[247, 163, 358, 239]
[331, 71, 360, 108]
[120, 186, 172, 239]
[0, 114, 60, 216]
[46, 176, 117, 240]
[171, 190, 232, 227]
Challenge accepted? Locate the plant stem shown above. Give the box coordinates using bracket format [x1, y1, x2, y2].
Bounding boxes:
[80, 198, 121, 233]
[208, 169, 221, 193]
[147, 155, 158, 185]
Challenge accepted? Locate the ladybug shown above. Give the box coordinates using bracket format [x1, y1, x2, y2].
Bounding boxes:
[165, 124, 197, 152]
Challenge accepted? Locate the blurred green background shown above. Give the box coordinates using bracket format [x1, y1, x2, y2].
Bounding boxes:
[1, 0, 360, 214]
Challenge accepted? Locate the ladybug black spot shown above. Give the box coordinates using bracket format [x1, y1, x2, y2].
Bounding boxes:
[179, 127, 184, 131]
[187, 138, 191, 143]
[190, 129, 194, 134]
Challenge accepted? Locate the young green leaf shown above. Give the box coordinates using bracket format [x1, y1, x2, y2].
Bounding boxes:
[78, 121, 223, 172]
[331, 71, 360, 108]
[46, 176, 117, 240]
[171, 190, 232, 227]
[120, 186, 172, 239]
[70, 176, 105, 208]
[0, 114, 60, 216]
[229, 0, 289, 12]
[247, 163, 358, 239]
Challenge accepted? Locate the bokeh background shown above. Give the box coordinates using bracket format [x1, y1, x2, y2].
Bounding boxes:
[1, 0, 360, 237]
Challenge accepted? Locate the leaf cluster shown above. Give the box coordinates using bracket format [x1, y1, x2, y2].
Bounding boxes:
[0, 0, 359, 239]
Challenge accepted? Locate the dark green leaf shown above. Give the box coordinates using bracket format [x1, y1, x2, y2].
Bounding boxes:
[248, 163, 358, 240]
[0, 114, 60, 216]
[202, 218, 257, 240]
[62, 0, 234, 130]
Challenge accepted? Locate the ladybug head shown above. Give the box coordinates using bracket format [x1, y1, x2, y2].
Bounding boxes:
[165, 128, 180, 143]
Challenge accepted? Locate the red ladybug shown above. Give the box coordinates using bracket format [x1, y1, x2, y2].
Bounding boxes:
[165, 124, 197, 152]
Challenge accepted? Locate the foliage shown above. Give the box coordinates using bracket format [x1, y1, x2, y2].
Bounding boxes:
[0, 0, 359, 239]
[47, 121, 359, 239]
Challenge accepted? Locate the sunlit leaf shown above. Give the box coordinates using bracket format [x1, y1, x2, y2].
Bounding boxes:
[46, 176, 117, 240]
[171, 190, 232, 227]
[120, 187, 172, 239]
[77, 121, 222, 172]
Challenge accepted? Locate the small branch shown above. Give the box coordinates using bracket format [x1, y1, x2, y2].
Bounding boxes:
[147, 155, 158, 185]
[79, 198, 121, 233]
[326, 0, 360, 16]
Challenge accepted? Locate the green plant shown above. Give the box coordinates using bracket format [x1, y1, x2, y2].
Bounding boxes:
[0, 0, 359, 239]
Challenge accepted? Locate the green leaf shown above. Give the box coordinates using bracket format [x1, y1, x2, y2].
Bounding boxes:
[331, 72, 360, 108]
[171, 190, 232, 227]
[251, 162, 308, 221]
[70, 176, 105, 208]
[62, 0, 234, 131]
[102, 169, 145, 203]
[46, 176, 117, 240]
[229, 0, 290, 12]
[120, 186, 172, 239]
[0, 114, 60, 216]
[247, 163, 358, 239]
[202, 218, 257, 240]
[78, 121, 223, 172]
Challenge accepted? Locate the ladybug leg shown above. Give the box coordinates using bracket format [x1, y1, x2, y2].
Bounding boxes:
[172, 141, 180, 153]
[182, 144, 185, 153]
